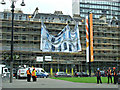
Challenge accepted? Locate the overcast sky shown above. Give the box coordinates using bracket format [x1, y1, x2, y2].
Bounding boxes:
[0, 0, 72, 16]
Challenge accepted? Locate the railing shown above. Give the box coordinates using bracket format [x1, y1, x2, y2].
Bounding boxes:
[1, 46, 40, 51]
[94, 53, 118, 56]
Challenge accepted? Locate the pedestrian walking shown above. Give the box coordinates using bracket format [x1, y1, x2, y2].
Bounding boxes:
[113, 67, 117, 84]
[107, 67, 112, 84]
[32, 68, 37, 82]
[26, 68, 31, 82]
[96, 68, 102, 84]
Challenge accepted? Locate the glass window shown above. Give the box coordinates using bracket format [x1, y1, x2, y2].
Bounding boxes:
[34, 29, 37, 32]
[14, 36, 18, 40]
[34, 42, 37, 44]
[104, 40, 106, 43]
[7, 27, 11, 32]
[22, 41, 26, 44]
[7, 35, 10, 39]
[22, 36, 26, 40]
[14, 28, 19, 32]
[34, 36, 38, 40]
[98, 40, 101, 43]
[22, 28, 26, 31]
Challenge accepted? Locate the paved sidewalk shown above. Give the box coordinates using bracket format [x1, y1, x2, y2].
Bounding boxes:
[2, 78, 118, 88]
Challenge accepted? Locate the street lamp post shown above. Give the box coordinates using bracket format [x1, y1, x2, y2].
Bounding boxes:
[1, 0, 25, 83]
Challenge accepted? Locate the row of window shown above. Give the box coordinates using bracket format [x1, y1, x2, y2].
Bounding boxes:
[80, 49, 118, 54]
[1, 13, 28, 20]
[80, 8, 119, 16]
[81, 13, 119, 20]
[40, 16, 71, 22]
[80, 4, 119, 10]
[5, 41, 39, 44]
[80, 0, 119, 6]
[0, 13, 72, 22]
[5, 35, 38, 40]
[80, 31, 119, 37]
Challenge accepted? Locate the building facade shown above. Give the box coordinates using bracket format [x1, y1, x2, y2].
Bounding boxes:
[0, 8, 120, 74]
[72, 0, 120, 23]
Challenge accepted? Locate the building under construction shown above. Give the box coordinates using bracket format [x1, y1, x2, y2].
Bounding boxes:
[0, 8, 120, 74]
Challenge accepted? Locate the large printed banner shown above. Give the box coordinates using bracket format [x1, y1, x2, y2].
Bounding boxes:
[40, 23, 82, 52]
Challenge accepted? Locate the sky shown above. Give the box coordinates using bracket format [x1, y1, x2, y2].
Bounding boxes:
[0, 0, 72, 16]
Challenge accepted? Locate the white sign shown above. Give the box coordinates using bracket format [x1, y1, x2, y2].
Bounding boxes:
[36, 57, 43, 62]
[45, 56, 52, 61]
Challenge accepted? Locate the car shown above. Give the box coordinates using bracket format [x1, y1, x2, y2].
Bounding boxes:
[100, 71, 106, 77]
[36, 72, 48, 78]
[74, 72, 82, 77]
[74, 72, 89, 77]
[54, 72, 71, 77]
[28, 67, 49, 77]
[81, 72, 89, 77]
[16, 68, 27, 79]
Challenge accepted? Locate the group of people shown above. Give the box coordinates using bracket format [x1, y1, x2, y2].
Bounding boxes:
[26, 68, 37, 82]
[96, 67, 118, 84]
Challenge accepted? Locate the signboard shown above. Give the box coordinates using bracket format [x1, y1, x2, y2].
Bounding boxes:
[36, 57, 43, 62]
[45, 56, 52, 61]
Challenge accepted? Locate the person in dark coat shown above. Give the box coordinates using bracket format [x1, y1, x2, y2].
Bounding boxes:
[113, 67, 117, 84]
[96, 68, 102, 84]
[32, 68, 37, 82]
[107, 67, 112, 84]
[26, 68, 31, 82]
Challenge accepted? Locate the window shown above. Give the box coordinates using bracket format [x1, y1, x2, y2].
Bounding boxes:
[98, 40, 101, 43]
[112, 34, 115, 37]
[22, 41, 26, 44]
[34, 29, 37, 32]
[104, 45, 106, 47]
[98, 51, 101, 53]
[34, 37, 38, 40]
[97, 33, 100, 36]
[7, 41, 10, 44]
[104, 51, 106, 53]
[19, 15, 22, 20]
[104, 40, 106, 43]
[104, 34, 106, 37]
[14, 28, 18, 32]
[22, 36, 26, 40]
[22, 28, 26, 31]
[7, 35, 10, 39]
[14, 41, 18, 44]
[7, 27, 11, 32]
[34, 42, 37, 44]
[14, 36, 18, 40]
